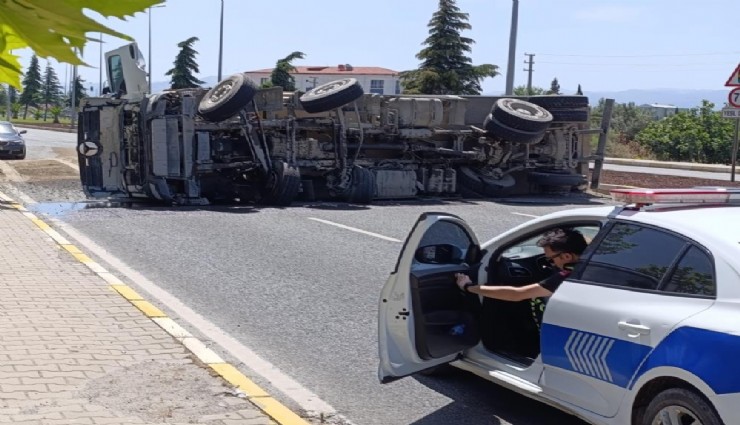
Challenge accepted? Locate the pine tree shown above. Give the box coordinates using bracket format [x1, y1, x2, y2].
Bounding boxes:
[42, 62, 64, 121]
[270, 52, 305, 91]
[400, 0, 499, 95]
[576, 84, 583, 95]
[19, 55, 43, 119]
[548, 78, 561, 95]
[165, 37, 205, 89]
[67, 75, 88, 108]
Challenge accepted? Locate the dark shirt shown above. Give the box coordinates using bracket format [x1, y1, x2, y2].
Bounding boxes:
[539, 268, 572, 293]
[531, 263, 575, 328]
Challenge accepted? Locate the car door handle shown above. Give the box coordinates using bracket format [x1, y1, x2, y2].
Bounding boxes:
[618, 321, 651, 337]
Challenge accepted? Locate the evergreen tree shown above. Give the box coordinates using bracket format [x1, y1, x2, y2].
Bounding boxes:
[42, 62, 64, 120]
[165, 37, 205, 89]
[0, 86, 6, 109]
[67, 75, 88, 108]
[400, 0, 498, 95]
[576, 84, 583, 95]
[270, 51, 305, 91]
[547, 78, 561, 95]
[19, 55, 43, 118]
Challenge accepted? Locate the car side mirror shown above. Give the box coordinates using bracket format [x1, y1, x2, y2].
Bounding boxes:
[18, 130, 27, 135]
[415, 244, 464, 264]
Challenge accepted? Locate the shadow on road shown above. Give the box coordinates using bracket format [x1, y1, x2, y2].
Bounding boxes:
[408, 370, 588, 425]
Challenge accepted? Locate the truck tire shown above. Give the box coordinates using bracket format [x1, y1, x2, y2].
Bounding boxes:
[491, 98, 552, 132]
[299, 78, 364, 113]
[344, 166, 375, 204]
[198, 73, 258, 121]
[527, 170, 586, 187]
[261, 161, 301, 206]
[527, 95, 589, 109]
[550, 109, 589, 122]
[484, 114, 547, 145]
[458, 166, 515, 198]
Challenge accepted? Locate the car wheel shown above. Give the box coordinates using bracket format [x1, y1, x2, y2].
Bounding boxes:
[15, 151, 26, 160]
[260, 161, 301, 206]
[527, 170, 586, 187]
[491, 98, 552, 132]
[299, 78, 364, 113]
[641, 388, 722, 425]
[483, 114, 547, 145]
[198, 73, 258, 122]
[458, 166, 515, 198]
[527, 95, 589, 109]
[344, 165, 375, 204]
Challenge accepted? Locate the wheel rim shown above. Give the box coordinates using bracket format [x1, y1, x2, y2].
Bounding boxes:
[505, 100, 538, 116]
[651, 405, 702, 425]
[209, 80, 234, 103]
[311, 79, 351, 96]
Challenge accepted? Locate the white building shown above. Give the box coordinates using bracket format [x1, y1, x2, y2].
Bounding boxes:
[638, 103, 689, 120]
[243, 64, 401, 95]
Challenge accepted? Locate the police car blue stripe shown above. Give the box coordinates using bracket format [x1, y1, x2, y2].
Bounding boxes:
[542, 324, 651, 388]
[631, 326, 740, 394]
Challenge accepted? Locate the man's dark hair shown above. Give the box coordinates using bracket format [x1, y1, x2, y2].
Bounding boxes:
[536, 228, 588, 255]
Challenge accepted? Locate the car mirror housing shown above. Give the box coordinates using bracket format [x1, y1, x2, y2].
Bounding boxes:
[415, 244, 464, 264]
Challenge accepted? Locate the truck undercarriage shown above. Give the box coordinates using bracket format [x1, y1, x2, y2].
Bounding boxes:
[77, 43, 606, 206]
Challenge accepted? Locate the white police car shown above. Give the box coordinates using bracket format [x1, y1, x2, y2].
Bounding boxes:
[378, 188, 740, 425]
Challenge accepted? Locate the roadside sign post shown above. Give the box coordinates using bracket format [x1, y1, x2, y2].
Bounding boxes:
[732, 118, 739, 182]
[724, 65, 740, 182]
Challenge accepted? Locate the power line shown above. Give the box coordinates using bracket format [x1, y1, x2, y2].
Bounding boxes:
[538, 61, 732, 67]
[538, 51, 740, 58]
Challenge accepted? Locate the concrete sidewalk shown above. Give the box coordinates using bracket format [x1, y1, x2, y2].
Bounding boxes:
[0, 192, 310, 425]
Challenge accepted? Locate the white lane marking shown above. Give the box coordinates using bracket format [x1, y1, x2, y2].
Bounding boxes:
[511, 212, 540, 218]
[53, 219, 341, 420]
[55, 158, 80, 171]
[308, 217, 402, 243]
[0, 160, 26, 183]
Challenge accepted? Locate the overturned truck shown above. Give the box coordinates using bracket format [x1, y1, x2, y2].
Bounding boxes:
[77, 43, 605, 206]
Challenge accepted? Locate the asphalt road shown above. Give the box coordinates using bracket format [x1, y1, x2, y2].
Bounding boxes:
[52, 198, 612, 425]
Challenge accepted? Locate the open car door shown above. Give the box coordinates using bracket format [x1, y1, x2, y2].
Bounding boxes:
[378, 212, 482, 383]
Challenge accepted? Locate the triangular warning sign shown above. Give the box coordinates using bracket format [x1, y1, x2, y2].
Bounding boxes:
[725, 64, 740, 87]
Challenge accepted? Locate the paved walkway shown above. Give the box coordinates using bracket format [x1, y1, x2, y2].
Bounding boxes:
[0, 192, 309, 424]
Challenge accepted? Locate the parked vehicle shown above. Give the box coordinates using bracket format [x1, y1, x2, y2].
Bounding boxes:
[0, 121, 27, 159]
[77, 42, 608, 205]
[378, 187, 740, 425]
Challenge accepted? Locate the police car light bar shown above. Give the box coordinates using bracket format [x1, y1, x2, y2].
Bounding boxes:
[610, 188, 740, 206]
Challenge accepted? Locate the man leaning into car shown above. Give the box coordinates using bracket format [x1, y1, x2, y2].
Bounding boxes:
[455, 227, 588, 302]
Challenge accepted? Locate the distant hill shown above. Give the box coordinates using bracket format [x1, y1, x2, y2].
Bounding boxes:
[580, 89, 728, 109]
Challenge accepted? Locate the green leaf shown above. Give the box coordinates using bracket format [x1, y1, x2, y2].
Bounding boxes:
[0, 0, 164, 88]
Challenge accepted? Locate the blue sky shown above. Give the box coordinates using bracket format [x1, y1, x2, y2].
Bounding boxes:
[14, 0, 740, 94]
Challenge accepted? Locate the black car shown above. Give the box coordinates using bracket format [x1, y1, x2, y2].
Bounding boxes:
[0, 121, 27, 159]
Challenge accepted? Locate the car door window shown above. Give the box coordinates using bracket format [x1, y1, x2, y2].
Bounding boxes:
[661, 245, 716, 296]
[578, 222, 685, 290]
[414, 220, 472, 264]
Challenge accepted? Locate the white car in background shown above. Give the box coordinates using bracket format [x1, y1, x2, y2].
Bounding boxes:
[379, 188, 740, 425]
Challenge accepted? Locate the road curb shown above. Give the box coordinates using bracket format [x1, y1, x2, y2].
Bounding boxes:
[602, 157, 732, 173]
[0, 190, 311, 425]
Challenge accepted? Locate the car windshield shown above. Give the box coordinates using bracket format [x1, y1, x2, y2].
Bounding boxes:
[0, 123, 16, 135]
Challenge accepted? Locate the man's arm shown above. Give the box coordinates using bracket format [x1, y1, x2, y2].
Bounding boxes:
[466, 283, 552, 301]
[455, 273, 553, 301]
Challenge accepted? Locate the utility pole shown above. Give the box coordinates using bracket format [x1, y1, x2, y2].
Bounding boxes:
[505, 0, 519, 95]
[523, 53, 535, 95]
[71, 63, 78, 128]
[5, 84, 11, 121]
[218, 0, 224, 81]
[99, 33, 103, 95]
